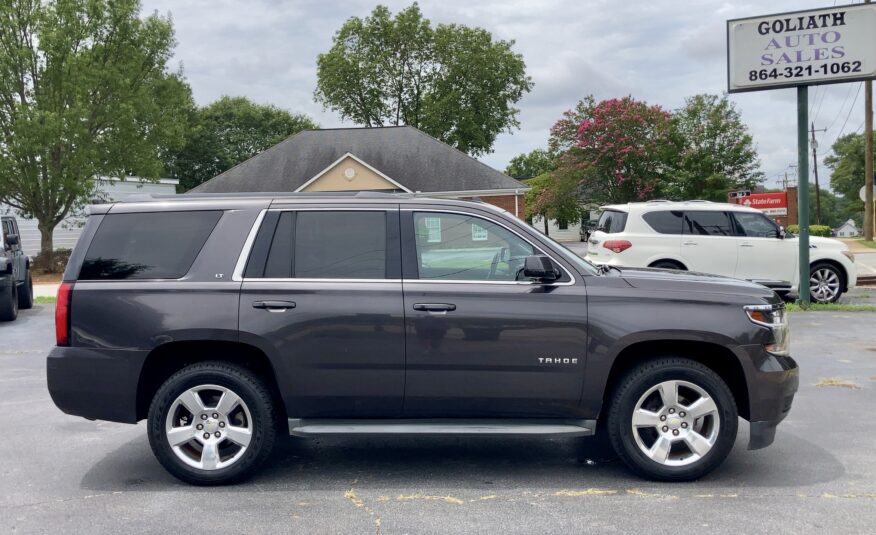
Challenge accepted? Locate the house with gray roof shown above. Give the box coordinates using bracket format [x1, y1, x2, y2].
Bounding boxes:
[191, 126, 529, 218]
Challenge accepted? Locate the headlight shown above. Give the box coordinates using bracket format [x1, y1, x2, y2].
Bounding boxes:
[744, 304, 790, 356]
[841, 250, 855, 263]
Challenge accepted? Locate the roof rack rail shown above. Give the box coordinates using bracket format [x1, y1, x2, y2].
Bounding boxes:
[684, 199, 712, 203]
[645, 199, 672, 203]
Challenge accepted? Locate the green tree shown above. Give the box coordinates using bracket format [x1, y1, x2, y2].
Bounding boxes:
[671, 94, 764, 201]
[167, 97, 317, 191]
[315, 3, 532, 156]
[551, 96, 680, 204]
[0, 0, 192, 262]
[505, 149, 556, 179]
[524, 171, 582, 236]
[825, 132, 873, 219]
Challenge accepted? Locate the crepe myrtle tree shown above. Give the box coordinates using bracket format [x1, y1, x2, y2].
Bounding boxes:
[0, 0, 192, 266]
[551, 96, 681, 204]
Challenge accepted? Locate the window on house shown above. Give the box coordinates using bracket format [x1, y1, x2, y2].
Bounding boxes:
[471, 223, 488, 241]
[424, 217, 442, 243]
[557, 218, 568, 230]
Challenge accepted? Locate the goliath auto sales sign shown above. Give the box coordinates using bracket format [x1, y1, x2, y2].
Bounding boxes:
[728, 4, 876, 93]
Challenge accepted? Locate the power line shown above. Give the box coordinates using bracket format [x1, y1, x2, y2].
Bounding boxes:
[812, 84, 829, 126]
[825, 83, 856, 134]
[835, 82, 863, 142]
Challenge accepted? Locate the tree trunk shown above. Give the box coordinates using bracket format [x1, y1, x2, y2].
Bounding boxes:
[543, 217, 549, 237]
[39, 222, 55, 271]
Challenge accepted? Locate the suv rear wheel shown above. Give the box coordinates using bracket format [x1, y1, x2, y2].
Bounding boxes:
[147, 362, 277, 485]
[0, 277, 18, 321]
[606, 357, 738, 481]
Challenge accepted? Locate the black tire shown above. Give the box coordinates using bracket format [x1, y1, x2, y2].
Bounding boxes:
[606, 357, 738, 481]
[147, 362, 278, 485]
[649, 260, 685, 270]
[0, 278, 18, 321]
[18, 271, 33, 309]
[809, 262, 844, 304]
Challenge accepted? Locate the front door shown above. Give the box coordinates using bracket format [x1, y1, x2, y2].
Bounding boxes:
[679, 210, 738, 277]
[730, 211, 797, 284]
[238, 208, 405, 418]
[400, 208, 589, 418]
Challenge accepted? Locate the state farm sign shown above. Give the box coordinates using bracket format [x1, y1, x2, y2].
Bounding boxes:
[734, 192, 788, 216]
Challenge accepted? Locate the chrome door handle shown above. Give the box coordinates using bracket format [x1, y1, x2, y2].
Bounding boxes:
[682, 241, 698, 246]
[740, 243, 754, 247]
[252, 300, 296, 311]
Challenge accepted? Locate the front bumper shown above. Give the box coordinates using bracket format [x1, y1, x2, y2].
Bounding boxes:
[739, 344, 799, 450]
[46, 345, 148, 424]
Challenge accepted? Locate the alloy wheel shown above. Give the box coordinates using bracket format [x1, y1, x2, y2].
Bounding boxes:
[631, 380, 720, 467]
[164, 384, 253, 471]
[810, 267, 840, 303]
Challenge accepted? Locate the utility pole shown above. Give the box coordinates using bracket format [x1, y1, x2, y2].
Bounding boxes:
[810, 122, 827, 225]
[797, 87, 810, 304]
[867, 0, 874, 241]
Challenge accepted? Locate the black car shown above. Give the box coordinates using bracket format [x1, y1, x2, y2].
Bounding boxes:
[1, 215, 34, 321]
[47, 193, 798, 485]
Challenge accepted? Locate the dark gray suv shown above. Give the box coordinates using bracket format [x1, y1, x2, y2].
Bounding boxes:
[47, 193, 798, 485]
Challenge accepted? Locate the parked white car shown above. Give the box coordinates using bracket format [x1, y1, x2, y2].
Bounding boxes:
[585, 200, 857, 303]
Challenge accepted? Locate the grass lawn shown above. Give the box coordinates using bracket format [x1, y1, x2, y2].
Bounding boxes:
[846, 238, 876, 249]
[34, 296, 56, 305]
[786, 302, 876, 312]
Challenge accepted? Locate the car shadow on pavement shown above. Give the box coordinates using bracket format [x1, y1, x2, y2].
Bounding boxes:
[79, 424, 845, 493]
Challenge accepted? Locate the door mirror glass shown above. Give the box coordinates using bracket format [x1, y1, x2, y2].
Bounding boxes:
[4, 233, 18, 247]
[523, 255, 559, 282]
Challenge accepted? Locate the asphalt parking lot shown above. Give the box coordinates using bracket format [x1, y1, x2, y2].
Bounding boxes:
[1, 304, 875, 534]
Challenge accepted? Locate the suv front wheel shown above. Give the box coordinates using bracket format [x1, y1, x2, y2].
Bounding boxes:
[147, 362, 278, 485]
[606, 357, 738, 481]
[809, 262, 844, 304]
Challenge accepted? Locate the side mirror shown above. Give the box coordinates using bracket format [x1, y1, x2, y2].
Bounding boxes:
[777, 226, 786, 239]
[4, 234, 18, 247]
[523, 255, 559, 282]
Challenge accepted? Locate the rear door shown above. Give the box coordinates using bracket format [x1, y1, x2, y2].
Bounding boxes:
[400, 207, 589, 418]
[679, 210, 737, 277]
[238, 207, 406, 418]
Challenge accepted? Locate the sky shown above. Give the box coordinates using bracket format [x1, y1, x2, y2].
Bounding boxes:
[140, 0, 870, 192]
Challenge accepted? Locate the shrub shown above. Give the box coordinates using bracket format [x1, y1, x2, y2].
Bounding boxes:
[32, 248, 72, 274]
[785, 224, 831, 237]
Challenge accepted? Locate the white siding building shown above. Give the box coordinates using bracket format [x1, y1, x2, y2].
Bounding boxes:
[1, 177, 178, 256]
[834, 219, 859, 238]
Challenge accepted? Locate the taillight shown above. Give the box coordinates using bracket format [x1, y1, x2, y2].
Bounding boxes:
[603, 240, 632, 253]
[55, 282, 73, 346]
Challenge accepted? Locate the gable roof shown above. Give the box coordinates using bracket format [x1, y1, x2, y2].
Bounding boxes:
[191, 126, 527, 194]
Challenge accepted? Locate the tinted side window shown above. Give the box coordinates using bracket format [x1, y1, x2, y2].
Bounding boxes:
[79, 211, 222, 280]
[597, 210, 628, 233]
[247, 211, 389, 279]
[682, 211, 733, 236]
[733, 212, 780, 238]
[295, 212, 386, 279]
[642, 211, 683, 234]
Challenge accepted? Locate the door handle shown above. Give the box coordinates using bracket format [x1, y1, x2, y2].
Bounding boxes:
[413, 303, 457, 312]
[252, 300, 296, 311]
[682, 241, 698, 246]
[740, 242, 754, 248]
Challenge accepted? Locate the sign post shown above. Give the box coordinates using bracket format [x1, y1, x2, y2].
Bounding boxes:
[728, 4, 876, 304]
[797, 87, 810, 304]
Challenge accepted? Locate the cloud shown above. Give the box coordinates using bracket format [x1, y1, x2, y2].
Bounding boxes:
[142, 0, 865, 188]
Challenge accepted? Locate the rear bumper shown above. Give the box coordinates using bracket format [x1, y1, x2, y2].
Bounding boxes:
[740, 345, 799, 450]
[46, 346, 148, 424]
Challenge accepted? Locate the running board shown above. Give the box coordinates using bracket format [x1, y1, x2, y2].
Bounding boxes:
[287, 418, 596, 437]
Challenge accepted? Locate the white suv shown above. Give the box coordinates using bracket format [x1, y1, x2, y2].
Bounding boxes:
[584, 200, 857, 303]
